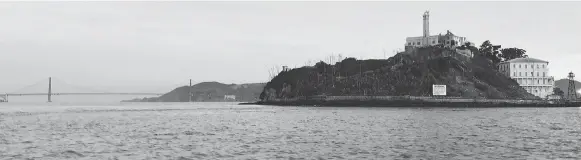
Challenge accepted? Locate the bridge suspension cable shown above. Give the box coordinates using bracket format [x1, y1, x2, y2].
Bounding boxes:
[51, 77, 109, 93]
[8, 78, 49, 94]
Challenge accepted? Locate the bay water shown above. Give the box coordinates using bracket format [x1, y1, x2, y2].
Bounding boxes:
[1, 102, 580, 159]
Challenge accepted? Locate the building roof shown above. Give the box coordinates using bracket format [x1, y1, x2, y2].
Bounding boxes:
[504, 57, 549, 63]
[445, 30, 455, 36]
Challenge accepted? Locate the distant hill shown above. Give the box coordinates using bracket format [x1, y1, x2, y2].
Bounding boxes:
[122, 82, 265, 102]
[554, 79, 581, 97]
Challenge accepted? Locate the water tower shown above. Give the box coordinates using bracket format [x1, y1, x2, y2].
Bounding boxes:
[567, 72, 577, 101]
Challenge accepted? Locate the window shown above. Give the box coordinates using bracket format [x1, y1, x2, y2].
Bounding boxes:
[531, 72, 534, 77]
[543, 79, 546, 84]
[519, 64, 521, 68]
[525, 72, 528, 76]
[537, 79, 540, 84]
[408, 42, 412, 45]
[537, 72, 539, 77]
[525, 65, 527, 69]
[446, 41, 450, 44]
[537, 64, 539, 69]
[543, 64, 545, 68]
[513, 64, 516, 68]
[543, 72, 545, 77]
[531, 64, 534, 68]
[432, 41, 435, 44]
[514, 72, 516, 76]
[417, 42, 420, 45]
[519, 72, 522, 76]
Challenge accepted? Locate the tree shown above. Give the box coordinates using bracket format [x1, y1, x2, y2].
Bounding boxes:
[500, 48, 527, 61]
[478, 40, 502, 64]
[553, 88, 565, 97]
[458, 42, 479, 54]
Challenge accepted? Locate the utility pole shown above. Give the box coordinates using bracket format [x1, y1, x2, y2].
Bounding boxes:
[47, 77, 52, 103]
[189, 79, 192, 102]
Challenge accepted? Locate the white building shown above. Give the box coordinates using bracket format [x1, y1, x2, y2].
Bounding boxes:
[498, 57, 555, 99]
[405, 11, 468, 49]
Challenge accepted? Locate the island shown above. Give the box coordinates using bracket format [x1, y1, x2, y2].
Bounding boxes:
[243, 11, 580, 107]
[244, 44, 580, 107]
[122, 82, 265, 102]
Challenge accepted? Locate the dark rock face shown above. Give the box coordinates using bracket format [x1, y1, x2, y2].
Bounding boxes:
[122, 82, 265, 102]
[260, 46, 538, 101]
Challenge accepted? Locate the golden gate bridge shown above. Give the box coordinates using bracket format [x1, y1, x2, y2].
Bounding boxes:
[0, 77, 167, 102]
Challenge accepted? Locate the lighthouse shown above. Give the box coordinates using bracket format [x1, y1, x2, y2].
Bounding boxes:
[423, 11, 430, 45]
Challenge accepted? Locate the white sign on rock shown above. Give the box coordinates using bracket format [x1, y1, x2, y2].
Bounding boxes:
[432, 85, 447, 96]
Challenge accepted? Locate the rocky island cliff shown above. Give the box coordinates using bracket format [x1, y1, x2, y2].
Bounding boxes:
[259, 45, 538, 102]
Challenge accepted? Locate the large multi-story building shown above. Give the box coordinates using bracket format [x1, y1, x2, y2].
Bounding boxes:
[405, 11, 468, 49]
[498, 57, 555, 99]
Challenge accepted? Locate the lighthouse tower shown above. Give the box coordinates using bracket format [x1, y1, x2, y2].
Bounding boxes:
[567, 72, 577, 101]
[422, 11, 430, 46]
[404, 11, 467, 50]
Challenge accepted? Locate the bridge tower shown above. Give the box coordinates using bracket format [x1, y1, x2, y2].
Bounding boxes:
[48, 77, 52, 102]
[567, 72, 577, 101]
[189, 79, 192, 102]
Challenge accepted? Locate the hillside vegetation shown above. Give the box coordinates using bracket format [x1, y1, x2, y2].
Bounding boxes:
[123, 82, 265, 102]
[260, 46, 538, 101]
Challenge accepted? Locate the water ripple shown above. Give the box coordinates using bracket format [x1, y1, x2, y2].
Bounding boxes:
[1, 104, 581, 159]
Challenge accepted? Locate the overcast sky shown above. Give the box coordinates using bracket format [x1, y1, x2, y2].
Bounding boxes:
[0, 1, 580, 93]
